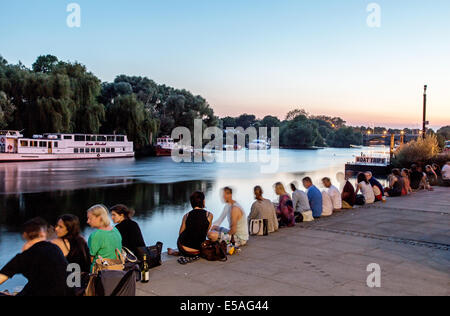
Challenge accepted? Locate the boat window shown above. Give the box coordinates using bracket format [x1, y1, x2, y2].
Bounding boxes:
[20, 141, 28, 147]
[74, 148, 79, 153]
[75, 135, 85, 142]
[111, 148, 115, 153]
[107, 136, 115, 142]
[116, 136, 124, 142]
[123, 147, 126, 152]
[97, 136, 106, 142]
[39, 141, 47, 148]
[80, 148, 84, 153]
[32, 141, 38, 147]
[96, 148, 100, 153]
[101, 148, 106, 153]
[64, 135, 72, 140]
[54, 142, 58, 148]
[106, 148, 111, 153]
[90, 148, 95, 153]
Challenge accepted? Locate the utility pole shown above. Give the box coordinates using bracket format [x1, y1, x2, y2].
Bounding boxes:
[422, 85, 428, 139]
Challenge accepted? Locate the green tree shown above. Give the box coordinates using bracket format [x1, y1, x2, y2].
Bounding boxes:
[102, 94, 158, 149]
[32, 55, 59, 73]
[326, 127, 363, 148]
[54, 61, 105, 133]
[235, 114, 256, 129]
[260, 115, 281, 139]
[220, 117, 237, 129]
[285, 108, 309, 121]
[0, 91, 16, 128]
[280, 115, 320, 148]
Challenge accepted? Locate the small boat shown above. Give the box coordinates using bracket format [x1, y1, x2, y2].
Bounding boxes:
[0, 130, 134, 162]
[222, 144, 243, 151]
[155, 136, 176, 157]
[248, 139, 270, 150]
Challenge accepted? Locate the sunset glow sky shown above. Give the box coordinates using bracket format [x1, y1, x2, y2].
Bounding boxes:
[1, 0, 449, 129]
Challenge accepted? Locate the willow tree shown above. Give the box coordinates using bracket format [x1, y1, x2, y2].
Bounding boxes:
[0, 61, 73, 134]
[53, 61, 104, 133]
[102, 94, 158, 149]
[0, 91, 15, 128]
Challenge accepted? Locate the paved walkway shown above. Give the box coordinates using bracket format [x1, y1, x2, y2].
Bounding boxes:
[138, 187, 450, 296]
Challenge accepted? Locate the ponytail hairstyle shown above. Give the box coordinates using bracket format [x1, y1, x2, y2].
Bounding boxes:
[87, 204, 111, 226]
[110, 204, 135, 220]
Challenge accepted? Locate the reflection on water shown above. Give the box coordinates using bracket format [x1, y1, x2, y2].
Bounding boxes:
[0, 148, 384, 291]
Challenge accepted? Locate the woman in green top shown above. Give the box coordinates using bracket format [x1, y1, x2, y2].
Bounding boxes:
[87, 204, 122, 272]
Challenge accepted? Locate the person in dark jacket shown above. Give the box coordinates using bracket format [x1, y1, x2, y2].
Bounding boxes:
[111, 204, 146, 256]
[365, 171, 384, 201]
[0, 218, 70, 296]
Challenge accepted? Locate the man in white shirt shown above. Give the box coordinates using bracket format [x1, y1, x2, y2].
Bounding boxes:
[321, 191, 334, 217]
[442, 162, 450, 186]
[322, 177, 342, 210]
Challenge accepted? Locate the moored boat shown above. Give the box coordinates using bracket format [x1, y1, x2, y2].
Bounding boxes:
[345, 152, 390, 176]
[0, 130, 134, 162]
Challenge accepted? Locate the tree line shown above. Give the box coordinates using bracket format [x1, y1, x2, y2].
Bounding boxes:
[0, 55, 217, 150]
[220, 109, 362, 149]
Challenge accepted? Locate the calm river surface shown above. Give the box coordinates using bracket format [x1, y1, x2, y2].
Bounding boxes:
[0, 148, 380, 291]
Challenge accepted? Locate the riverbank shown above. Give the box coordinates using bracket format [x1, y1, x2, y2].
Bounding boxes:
[137, 187, 450, 296]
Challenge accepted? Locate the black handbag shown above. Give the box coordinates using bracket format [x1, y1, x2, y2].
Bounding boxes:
[355, 194, 366, 206]
[136, 242, 163, 269]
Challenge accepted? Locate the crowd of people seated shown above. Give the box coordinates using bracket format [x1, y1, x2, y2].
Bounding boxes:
[1, 161, 449, 296]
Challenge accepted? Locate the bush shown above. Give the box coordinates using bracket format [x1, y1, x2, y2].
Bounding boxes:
[392, 135, 441, 168]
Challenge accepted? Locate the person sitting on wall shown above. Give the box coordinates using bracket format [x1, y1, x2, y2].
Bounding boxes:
[209, 187, 249, 247]
[290, 181, 314, 222]
[168, 191, 213, 262]
[365, 171, 384, 202]
[248, 186, 279, 233]
[302, 177, 323, 219]
[322, 177, 342, 211]
[439, 161, 450, 187]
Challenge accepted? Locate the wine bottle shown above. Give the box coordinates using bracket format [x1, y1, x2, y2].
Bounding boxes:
[141, 254, 150, 283]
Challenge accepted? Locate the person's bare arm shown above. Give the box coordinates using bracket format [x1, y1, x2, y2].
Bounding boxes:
[207, 213, 214, 231]
[179, 214, 187, 235]
[355, 184, 361, 195]
[228, 206, 242, 236]
[0, 273, 8, 286]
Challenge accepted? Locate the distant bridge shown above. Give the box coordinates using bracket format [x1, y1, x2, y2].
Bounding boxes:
[362, 134, 420, 146]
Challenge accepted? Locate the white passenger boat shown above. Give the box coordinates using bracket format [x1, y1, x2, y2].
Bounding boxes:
[0, 130, 134, 162]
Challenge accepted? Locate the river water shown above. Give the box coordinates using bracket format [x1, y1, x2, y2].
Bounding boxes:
[0, 147, 379, 292]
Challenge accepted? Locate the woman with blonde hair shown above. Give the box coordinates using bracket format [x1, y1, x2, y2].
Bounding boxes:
[274, 182, 295, 227]
[87, 204, 122, 272]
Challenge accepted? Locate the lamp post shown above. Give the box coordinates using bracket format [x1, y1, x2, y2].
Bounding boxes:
[422, 85, 428, 139]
